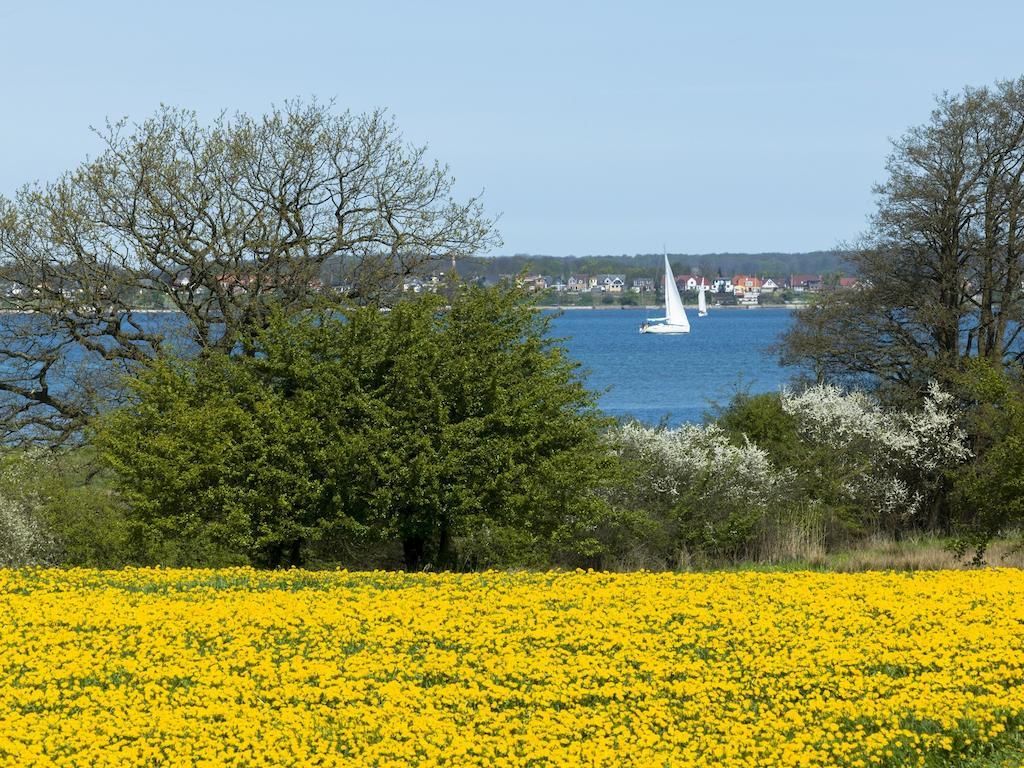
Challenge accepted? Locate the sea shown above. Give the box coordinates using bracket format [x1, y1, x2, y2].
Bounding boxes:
[0, 305, 798, 427]
[549, 307, 798, 425]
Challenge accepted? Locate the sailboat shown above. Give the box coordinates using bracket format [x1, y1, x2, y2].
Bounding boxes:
[698, 282, 708, 317]
[640, 254, 690, 334]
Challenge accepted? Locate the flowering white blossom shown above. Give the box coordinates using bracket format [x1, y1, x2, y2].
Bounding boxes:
[780, 382, 969, 520]
[0, 451, 60, 567]
[611, 422, 787, 509]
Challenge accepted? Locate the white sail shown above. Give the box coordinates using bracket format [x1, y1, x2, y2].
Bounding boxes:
[663, 255, 690, 331]
[698, 283, 708, 316]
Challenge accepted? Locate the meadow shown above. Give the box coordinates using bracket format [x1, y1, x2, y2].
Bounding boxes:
[0, 569, 1022, 767]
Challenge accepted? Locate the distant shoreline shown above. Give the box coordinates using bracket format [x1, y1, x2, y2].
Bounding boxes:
[535, 303, 808, 311]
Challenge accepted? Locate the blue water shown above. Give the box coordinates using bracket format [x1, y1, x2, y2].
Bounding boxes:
[550, 307, 797, 424]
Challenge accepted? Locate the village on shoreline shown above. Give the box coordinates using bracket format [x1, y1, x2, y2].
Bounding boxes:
[403, 269, 862, 308]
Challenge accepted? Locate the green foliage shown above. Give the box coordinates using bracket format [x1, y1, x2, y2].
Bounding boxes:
[95, 285, 613, 569]
[95, 350, 353, 567]
[603, 422, 788, 566]
[950, 359, 1024, 561]
[714, 392, 890, 544]
[0, 448, 127, 567]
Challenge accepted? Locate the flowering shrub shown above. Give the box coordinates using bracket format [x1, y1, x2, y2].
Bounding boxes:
[0, 451, 60, 567]
[780, 382, 969, 525]
[612, 422, 784, 505]
[608, 422, 790, 561]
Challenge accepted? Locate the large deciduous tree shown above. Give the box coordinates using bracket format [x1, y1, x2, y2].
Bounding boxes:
[0, 101, 498, 444]
[781, 78, 1024, 402]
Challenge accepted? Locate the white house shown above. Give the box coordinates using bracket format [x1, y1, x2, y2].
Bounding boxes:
[594, 274, 626, 293]
[712, 276, 733, 293]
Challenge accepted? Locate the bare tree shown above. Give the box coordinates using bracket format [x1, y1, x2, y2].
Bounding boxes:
[781, 78, 1024, 403]
[0, 101, 499, 444]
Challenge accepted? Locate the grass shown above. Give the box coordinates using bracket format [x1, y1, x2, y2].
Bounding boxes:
[609, 534, 1024, 573]
[956, 733, 1024, 767]
[816, 535, 1024, 572]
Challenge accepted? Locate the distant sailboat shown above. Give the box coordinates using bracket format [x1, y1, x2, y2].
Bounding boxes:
[641, 254, 690, 334]
[698, 283, 708, 317]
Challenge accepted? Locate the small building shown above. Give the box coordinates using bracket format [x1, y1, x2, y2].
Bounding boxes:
[632, 277, 656, 293]
[517, 274, 548, 292]
[674, 274, 711, 292]
[594, 274, 626, 293]
[789, 274, 823, 292]
[567, 275, 589, 293]
[732, 275, 762, 297]
[760, 277, 781, 293]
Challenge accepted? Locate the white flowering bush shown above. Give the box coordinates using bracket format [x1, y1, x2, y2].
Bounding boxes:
[612, 422, 785, 505]
[607, 422, 791, 561]
[779, 382, 969, 524]
[0, 451, 61, 567]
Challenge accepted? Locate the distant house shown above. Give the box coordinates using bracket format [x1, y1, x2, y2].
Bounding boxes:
[216, 272, 254, 295]
[550, 278, 568, 292]
[567, 275, 588, 293]
[732, 275, 762, 297]
[674, 274, 711, 292]
[596, 274, 626, 293]
[632, 277, 655, 293]
[760, 277, 781, 293]
[789, 274, 823, 292]
[838, 276, 861, 290]
[403, 277, 424, 293]
[712, 276, 733, 293]
[517, 274, 548, 292]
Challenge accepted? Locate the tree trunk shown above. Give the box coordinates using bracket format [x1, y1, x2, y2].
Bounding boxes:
[288, 539, 303, 568]
[403, 536, 426, 570]
[267, 542, 285, 569]
[437, 516, 452, 571]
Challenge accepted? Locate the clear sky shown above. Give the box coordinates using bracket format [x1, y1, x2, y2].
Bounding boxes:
[2, 0, 1022, 255]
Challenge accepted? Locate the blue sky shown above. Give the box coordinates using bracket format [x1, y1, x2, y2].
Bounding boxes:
[2, 0, 1022, 255]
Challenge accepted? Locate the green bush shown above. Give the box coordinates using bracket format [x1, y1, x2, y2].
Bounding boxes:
[0, 448, 128, 567]
[603, 422, 790, 566]
[950, 359, 1024, 561]
[95, 285, 614, 569]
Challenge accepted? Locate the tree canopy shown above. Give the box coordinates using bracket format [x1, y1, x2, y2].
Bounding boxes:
[782, 77, 1024, 402]
[0, 101, 498, 444]
[94, 285, 612, 569]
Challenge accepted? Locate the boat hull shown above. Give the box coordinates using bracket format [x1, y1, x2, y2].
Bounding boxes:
[641, 323, 689, 334]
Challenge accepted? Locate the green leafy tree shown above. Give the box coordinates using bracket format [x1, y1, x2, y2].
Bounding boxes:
[95, 353, 355, 566]
[95, 285, 612, 569]
[950, 359, 1024, 561]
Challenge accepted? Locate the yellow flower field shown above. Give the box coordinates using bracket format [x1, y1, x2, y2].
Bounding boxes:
[0, 569, 1022, 767]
